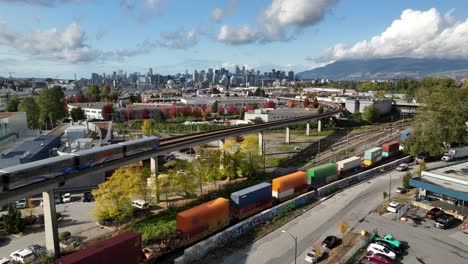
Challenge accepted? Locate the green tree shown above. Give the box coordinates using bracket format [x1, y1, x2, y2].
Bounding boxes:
[101, 84, 111, 98]
[86, 85, 101, 100]
[70, 107, 85, 121]
[37, 86, 67, 127]
[239, 107, 245, 119]
[363, 105, 379, 122]
[108, 90, 119, 102]
[5, 95, 19, 112]
[4, 205, 25, 234]
[317, 105, 324, 114]
[418, 161, 427, 177]
[402, 171, 412, 189]
[174, 166, 198, 202]
[212, 101, 218, 114]
[18, 97, 40, 128]
[141, 119, 153, 136]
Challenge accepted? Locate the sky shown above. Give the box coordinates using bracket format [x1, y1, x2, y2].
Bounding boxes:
[0, 0, 467, 79]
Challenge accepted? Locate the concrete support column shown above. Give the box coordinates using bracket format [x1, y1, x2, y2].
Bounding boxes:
[317, 120, 322, 132]
[150, 156, 158, 177]
[285, 127, 291, 143]
[306, 122, 310, 136]
[258, 132, 264, 155]
[42, 190, 59, 257]
[218, 139, 225, 149]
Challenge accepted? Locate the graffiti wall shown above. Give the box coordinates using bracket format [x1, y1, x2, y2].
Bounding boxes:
[175, 156, 411, 264]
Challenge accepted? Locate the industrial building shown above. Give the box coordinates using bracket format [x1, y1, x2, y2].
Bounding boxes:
[0, 112, 27, 137]
[0, 135, 61, 168]
[344, 99, 392, 115]
[244, 108, 318, 123]
[410, 161, 468, 217]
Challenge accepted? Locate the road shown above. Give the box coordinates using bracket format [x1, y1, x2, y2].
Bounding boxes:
[221, 161, 468, 264]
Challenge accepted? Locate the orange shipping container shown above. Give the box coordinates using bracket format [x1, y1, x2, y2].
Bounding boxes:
[272, 171, 307, 192]
[176, 198, 230, 233]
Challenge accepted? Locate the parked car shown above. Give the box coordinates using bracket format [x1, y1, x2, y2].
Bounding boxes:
[179, 148, 190, 153]
[10, 249, 36, 263]
[367, 243, 396, 260]
[185, 148, 196, 154]
[395, 163, 408, 171]
[395, 187, 407, 194]
[131, 199, 149, 210]
[374, 234, 401, 248]
[321, 235, 338, 249]
[62, 193, 71, 203]
[15, 199, 27, 209]
[373, 240, 401, 255]
[304, 248, 318, 263]
[82, 192, 94, 202]
[26, 245, 47, 257]
[364, 252, 393, 264]
[0, 257, 11, 264]
[434, 213, 456, 229]
[386, 201, 403, 213]
[425, 208, 443, 219]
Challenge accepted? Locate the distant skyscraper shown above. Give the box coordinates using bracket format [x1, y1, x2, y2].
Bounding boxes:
[288, 71, 294, 81]
[148, 67, 153, 77]
[193, 70, 198, 82]
[235, 65, 240, 75]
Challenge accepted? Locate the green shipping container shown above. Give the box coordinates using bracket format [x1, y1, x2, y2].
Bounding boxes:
[307, 163, 337, 184]
[364, 147, 382, 161]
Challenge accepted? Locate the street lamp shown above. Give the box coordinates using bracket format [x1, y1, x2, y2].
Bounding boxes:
[281, 230, 297, 264]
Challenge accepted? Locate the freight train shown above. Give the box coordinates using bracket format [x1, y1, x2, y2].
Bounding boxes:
[174, 141, 402, 246]
[0, 137, 160, 192]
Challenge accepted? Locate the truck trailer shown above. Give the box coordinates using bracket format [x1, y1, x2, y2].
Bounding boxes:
[441, 146, 468, 161]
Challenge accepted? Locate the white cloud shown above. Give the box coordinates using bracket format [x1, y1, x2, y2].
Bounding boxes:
[217, 25, 257, 45]
[138, 0, 166, 22]
[159, 29, 198, 49]
[211, 0, 237, 22]
[318, 8, 468, 62]
[216, 0, 339, 45]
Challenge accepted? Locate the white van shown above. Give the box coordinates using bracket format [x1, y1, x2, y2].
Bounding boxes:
[131, 199, 149, 210]
[10, 249, 36, 263]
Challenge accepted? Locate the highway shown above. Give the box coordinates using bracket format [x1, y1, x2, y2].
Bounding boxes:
[219, 162, 467, 264]
[0, 101, 342, 205]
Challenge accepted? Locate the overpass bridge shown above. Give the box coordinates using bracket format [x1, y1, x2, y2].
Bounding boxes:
[0, 101, 341, 256]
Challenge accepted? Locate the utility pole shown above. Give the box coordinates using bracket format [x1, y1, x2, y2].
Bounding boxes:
[345, 129, 349, 157]
[316, 139, 321, 163]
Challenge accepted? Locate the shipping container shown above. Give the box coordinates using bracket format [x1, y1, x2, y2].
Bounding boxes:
[58, 231, 142, 264]
[336, 157, 361, 172]
[382, 141, 399, 153]
[230, 182, 272, 208]
[325, 174, 338, 184]
[363, 159, 375, 166]
[306, 163, 337, 185]
[230, 198, 273, 220]
[176, 198, 230, 239]
[400, 129, 412, 140]
[272, 171, 307, 192]
[364, 147, 382, 161]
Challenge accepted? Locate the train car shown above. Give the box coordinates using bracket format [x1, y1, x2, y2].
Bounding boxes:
[363, 147, 382, 167]
[0, 155, 76, 192]
[72, 144, 124, 169]
[336, 156, 361, 177]
[306, 163, 338, 186]
[382, 141, 399, 157]
[230, 182, 273, 220]
[58, 231, 142, 264]
[176, 198, 230, 241]
[272, 171, 307, 202]
[118, 136, 159, 156]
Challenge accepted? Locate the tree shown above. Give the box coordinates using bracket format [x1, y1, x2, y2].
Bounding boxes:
[402, 172, 412, 189]
[101, 104, 114, 121]
[173, 167, 198, 202]
[363, 105, 380, 122]
[253, 87, 265, 97]
[212, 101, 218, 114]
[218, 107, 225, 115]
[239, 107, 245, 119]
[108, 90, 119, 102]
[418, 161, 427, 177]
[383, 191, 388, 200]
[244, 105, 254, 111]
[70, 107, 85, 121]
[6, 95, 19, 112]
[169, 106, 178, 118]
[141, 108, 151, 119]
[239, 135, 262, 177]
[192, 107, 202, 118]
[123, 107, 135, 120]
[317, 105, 324, 114]
[153, 110, 165, 123]
[4, 205, 25, 234]
[18, 97, 40, 128]
[262, 100, 276, 109]
[141, 119, 153, 136]
[312, 97, 319, 108]
[37, 86, 67, 126]
[303, 98, 310, 108]
[86, 85, 101, 101]
[180, 105, 192, 117]
[101, 84, 111, 97]
[338, 222, 349, 246]
[227, 105, 238, 115]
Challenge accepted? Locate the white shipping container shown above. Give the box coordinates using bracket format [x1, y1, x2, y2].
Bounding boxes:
[336, 156, 361, 171]
[272, 188, 294, 199]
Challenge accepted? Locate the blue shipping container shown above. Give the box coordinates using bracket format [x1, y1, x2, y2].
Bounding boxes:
[230, 182, 272, 208]
[400, 129, 412, 140]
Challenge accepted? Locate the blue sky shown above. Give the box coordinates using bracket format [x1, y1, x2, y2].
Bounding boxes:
[0, 0, 467, 79]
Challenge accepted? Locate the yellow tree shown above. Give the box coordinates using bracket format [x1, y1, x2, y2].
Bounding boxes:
[418, 161, 427, 176]
[141, 119, 152, 136]
[338, 222, 349, 246]
[240, 134, 262, 177]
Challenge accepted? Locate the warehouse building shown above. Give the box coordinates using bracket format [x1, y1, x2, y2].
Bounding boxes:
[244, 108, 318, 123]
[410, 161, 468, 217]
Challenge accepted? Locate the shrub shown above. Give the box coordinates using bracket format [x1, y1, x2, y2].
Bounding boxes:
[59, 231, 71, 240]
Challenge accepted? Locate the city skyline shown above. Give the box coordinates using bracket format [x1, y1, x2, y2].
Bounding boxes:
[0, 0, 467, 78]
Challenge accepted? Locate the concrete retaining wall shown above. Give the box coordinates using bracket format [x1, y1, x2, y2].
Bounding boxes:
[340, 232, 375, 263]
[175, 156, 411, 263]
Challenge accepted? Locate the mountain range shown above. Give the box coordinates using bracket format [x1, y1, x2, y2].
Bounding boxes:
[297, 57, 468, 80]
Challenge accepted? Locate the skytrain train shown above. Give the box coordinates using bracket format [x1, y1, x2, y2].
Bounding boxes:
[0, 137, 160, 192]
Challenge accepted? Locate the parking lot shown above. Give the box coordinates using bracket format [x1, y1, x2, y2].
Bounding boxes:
[0, 193, 113, 260]
[355, 206, 468, 264]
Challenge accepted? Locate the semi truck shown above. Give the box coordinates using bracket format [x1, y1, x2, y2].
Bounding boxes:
[441, 146, 468, 161]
